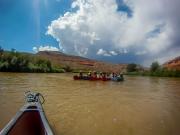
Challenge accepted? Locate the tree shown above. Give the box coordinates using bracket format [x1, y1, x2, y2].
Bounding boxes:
[127, 63, 137, 72]
[150, 61, 160, 72]
[46, 60, 52, 71]
[63, 65, 72, 72]
[0, 46, 4, 56]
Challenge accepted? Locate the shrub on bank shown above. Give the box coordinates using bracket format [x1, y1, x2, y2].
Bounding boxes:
[126, 61, 180, 77]
[126, 68, 180, 77]
[0, 51, 65, 73]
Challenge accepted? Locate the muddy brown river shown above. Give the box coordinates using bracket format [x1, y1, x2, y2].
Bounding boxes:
[0, 73, 180, 135]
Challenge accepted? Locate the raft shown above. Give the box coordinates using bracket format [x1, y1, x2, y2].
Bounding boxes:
[0, 91, 54, 135]
[73, 75, 124, 81]
[73, 75, 111, 81]
[111, 76, 124, 82]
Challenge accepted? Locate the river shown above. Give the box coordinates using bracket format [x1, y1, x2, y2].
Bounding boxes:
[0, 73, 180, 135]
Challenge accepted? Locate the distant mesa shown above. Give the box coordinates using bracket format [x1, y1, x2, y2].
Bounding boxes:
[163, 56, 180, 70]
[37, 51, 127, 73]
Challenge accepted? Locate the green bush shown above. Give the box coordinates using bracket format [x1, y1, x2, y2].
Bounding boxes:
[63, 65, 72, 72]
[51, 68, 65, 73]
[127, 63, 137, 72]
[126, 61, 180, 78]
[150, 61, 160, 72]
[0, 50, 64, 73]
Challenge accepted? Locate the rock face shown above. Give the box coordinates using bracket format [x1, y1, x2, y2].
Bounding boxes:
[163, 56, 180, 70]
[37, 51, 127, 72]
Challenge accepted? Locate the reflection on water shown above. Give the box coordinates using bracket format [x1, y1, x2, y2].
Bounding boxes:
[0, 73, 180, 135]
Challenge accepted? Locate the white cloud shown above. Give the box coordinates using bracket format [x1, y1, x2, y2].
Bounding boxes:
[97, 49, 125, 56]
[110, 51, 118, 56]
[33, 45, 59, 52]
[33, 47, 38, 52]
[74, 45, 89, 56]
[97, 49, 111, 57]
[47, 0, 180, 64]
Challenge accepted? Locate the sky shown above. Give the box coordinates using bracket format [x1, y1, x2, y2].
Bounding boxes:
[0, 0, 180, 66]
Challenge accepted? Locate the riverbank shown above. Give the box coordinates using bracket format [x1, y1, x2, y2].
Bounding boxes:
[126, 62, 180, 78]
[125, 70, 180, 77]
[0, 51, 65, 73]
[0, 49, 127, 73]
[1, 50, 180, 77]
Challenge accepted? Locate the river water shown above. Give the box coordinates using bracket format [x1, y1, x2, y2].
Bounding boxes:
[0, 73, 180, 135]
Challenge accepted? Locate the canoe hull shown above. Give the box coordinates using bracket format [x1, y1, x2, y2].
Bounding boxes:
[0, 92, 54, 135]
[8, 110, 45, 135]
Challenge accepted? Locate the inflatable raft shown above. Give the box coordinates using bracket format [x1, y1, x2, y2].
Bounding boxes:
[73, 75, 123, 82]
[111, 76, 124, 82]
[73, 75, 111, 81]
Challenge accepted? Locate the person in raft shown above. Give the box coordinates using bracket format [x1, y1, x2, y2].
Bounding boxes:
[92, 71, 97, 78]
[111, 72, 116, 78]
[99, 72, 103, 79]
[102, 72, 107, 79]
[79, 71, 83, 79]
[88, 71, 92, 78]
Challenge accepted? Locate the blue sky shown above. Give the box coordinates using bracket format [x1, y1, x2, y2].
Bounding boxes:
[0, 0, 180, 65]
[0, 0, 71, 51]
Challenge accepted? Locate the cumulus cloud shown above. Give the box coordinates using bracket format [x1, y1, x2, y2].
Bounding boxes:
[97, 49, 111, 57]
[109, 51, 118, 56]
[33, 45, 59, 52]
[47, 0, 180, 65]
[97, 49, 128, 56]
